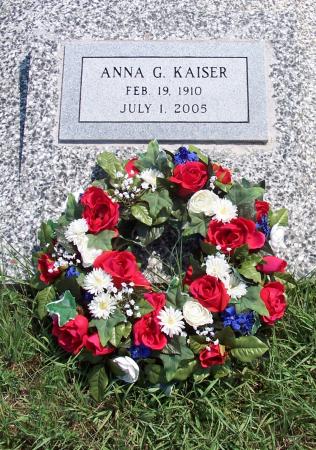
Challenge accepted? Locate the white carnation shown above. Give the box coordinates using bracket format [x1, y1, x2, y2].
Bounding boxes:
[182, 300, 213, 327]
[212, 197, 237, 223]
[205, 253, 231, 282]
[269, 225, 286, 253]
[65, 218, 88, 245]
[223, 273, 247, 299]
[187, 190, 219, 216]
[140, 168, 164, 191]
[77, 235, 102, 268]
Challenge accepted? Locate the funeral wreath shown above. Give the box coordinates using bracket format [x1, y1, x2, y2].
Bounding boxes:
[32, 141, 291, 399]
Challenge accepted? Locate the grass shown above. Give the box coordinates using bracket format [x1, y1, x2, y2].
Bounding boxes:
[0, 274, 315, 450]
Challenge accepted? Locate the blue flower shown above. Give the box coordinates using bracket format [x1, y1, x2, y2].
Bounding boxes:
[221, 305, 255, 335]
[256, 214, 271, 238]
[82, 291, 94, 303]
[129, 344, 151, 360]
[173, 146, 199, 165]
[65, 266, 80, 278]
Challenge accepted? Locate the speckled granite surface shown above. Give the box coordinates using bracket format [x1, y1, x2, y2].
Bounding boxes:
[0, 0, 315, 275]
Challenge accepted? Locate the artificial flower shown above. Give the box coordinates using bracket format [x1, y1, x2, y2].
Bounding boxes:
[212, 198, 237, 223]
[169, 161, 208, 197]
[173, 146, 199, 165]
[260, 281, 287, 325]
[88, 292, 117, 320]
[205, 253, 231, 281]
[157, 306, 186, 337]
[182, 300, 213, 327]
[199, 343, 227, 367]
[139, 168, 163, 191]
[81, 186, 119, 234]
[256, 255, 287, 274]
[189, 275, 230, 312]
[65, 218, 88, 245]
[125, 158, 140, 178]
[52, 315, 88, 354]
[187, 189, 219, 216]
[223, 273, 247, 299]
[221, 305, 254, 335]
[212, 163, 232, 184]
[83, 268, 114, 295]
[111, 356, 140, 383]
[83, 332, 114, 356]
[255, 200, 270, 221]
[77, 235, 102, 268]
[38, 253, 61, 284]
[269, 224, 286, 253]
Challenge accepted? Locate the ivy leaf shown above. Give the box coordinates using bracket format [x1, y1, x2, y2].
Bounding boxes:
[136, 298, 155, 316]
[133, 223, 165, 247]
[269, 208, 288, 227]
[131, 204, 153, 226]
[145, 364, 165, 384]
[88, 365, 109, 402]
[89, 310, 126, 346]
[183, 213, 208, 237]
[46, 290, 77, 326]
[160, 336, 194, 382]
[189, 335, 208, 354]
[38, 220, 56, 245]
[141, 189, 172, 219]
[200, 241, 217, 256]
[227, 183, 264, 207]
[97, 151, 123, 179]
[109, 322, 132, 347]
[238, 255, 262, 283]
[230, 336, 269, 362]
[87, 230, 116, 250]
[166, 276, 191, 308]
[35, 286, 56, 319]
[135, 140, 170, 173]
[173, 360, 197, 381]
[64, 193, 83, 223]
[236, 286, 269, 316]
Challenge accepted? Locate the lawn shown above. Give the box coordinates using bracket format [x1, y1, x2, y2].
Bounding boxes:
[0, 273, 315, 450]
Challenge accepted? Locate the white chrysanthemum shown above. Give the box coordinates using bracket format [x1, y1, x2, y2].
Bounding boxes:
[269, 224, 286, 253]
[187, 190, 219, 216]
[223, 273, 247, 299]
[212, 198, 237, 223]
[83, 268, 113, 295]
[88, 292, 117, 319]
[205, 253, 231, 282]
[77, 235, 102, 268]
[157, 306, 185, 337]
[140, 168, 164, 190]
[183, 300, 213, 327]
[65, 219, 88, 245]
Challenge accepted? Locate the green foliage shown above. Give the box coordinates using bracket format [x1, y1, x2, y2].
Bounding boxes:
[188, 335, 208, 354]
[89, 310, 126, 346]
[269, 207, 289, 227]
[87, 230, 116, 250]
[109, 322, 132, 347]
[141, 189, 173, 224]
[135, 139, 171, 173]
[38, 220, 56, 245]
[97, 151, 123, 179]
[166, 276, 191, 308]
[238, 254, 262, 283]
[133, 223, 165, 247]
[35, 286, 55, 319]
[88, 365, 109, 402]
[144, 364, 165, 384]
[235, 285, 269, 316]
[227, 183, 264, 214]
[183, 213, 208, 237]
[136, 298, 154, 316]
[131, 203, 153, 226]
[188, 144, 209, 164]
[159, 336, 195, 382]
[46, 290, 77, 326]
[230, 336, 269, 362]
[214, 180, 232, 193]
[215, 327, 236, 347]
[63, 193, 83, 223]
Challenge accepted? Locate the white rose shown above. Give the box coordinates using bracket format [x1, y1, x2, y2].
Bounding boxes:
[269, 225, 286, 253]
[110, 356, 139, 383]
[77, 235, 102, 268]
[187, 190, 219, 216]
[183, 300, 213, 327]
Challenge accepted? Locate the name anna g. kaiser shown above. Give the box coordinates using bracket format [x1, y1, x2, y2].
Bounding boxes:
[100, 66, 228, 79]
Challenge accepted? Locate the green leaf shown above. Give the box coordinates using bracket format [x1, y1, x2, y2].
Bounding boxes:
[64, 194, 83, 223]
[236, 286, 269, 316]
[35, 286, 56, 319]
[136, 298, 155, 316]
[238, 255, 262, 283]
[46, 290, 77, 326]
[210, 365, 231, 379]
[214, 180, 233, 193]
[88, 365, 109, 402]
[131, 204, 153, 226]
[189, 335, 208, 354]
[87, 230, 115, 250]
[97, 151, 123, 179]
[183, 213, 208, 237]
[227, 183, 264, 207]
[230, 336, 268, 362]
[166, 276, 191, 308]
[173, 360, 197, 381]
[188, 145, 208, 164]
[233, 244, 249, 262]
[160, 337, 194, 382]
[135, 139, 170, 173]
[145, 364, 165, 384]
[274, 271, 297, 288]
[89, 310, 126, 346]
[269, 208, 288, 227]
[133, 224, 165, 247]
[200, 241, 217, 256]
[109, 322, 132, 347]
[141, 189, 172, 219]
[38, 221, 56, 245]
[54, 274, 81, 301]
[215, 327, 236, 347]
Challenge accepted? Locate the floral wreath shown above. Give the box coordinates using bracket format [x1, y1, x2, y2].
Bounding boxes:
[32, 140, 291, 399]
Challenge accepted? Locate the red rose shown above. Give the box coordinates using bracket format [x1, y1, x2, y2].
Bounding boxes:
[212, 163, 232, 184]
[81, 186, 119, 234]
[38, 253, 61, 284]
[257, 255, 287, 274]
[169, 161, 208, 197]
[125, 158, 140, 178]
[133, 292, 167, 350]
[206, 218, 265, 253]
[199, 344, 227, 368]
[94, 250, 151, 289]
[260, 281, 287, 325]
[83, 333, 114, 356]
[255, 200, 270, 221]
[189, 275, 230, 312]
[52, 315, 88, 354]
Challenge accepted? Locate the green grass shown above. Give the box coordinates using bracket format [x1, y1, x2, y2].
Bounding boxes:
[0, 275, 315, 450]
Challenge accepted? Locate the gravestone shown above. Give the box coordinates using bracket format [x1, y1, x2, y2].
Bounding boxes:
[59, 41, 268, 143]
